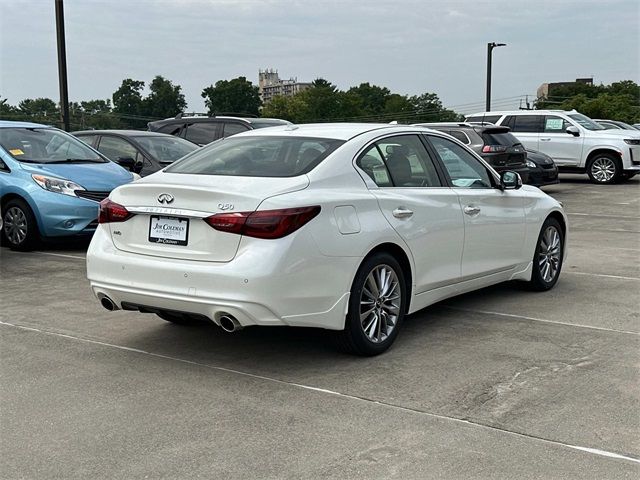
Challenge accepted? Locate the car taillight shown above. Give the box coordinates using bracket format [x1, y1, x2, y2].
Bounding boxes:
[204, 206, 321, 239]
[482, 145, 508, 153]
[98, 198, 134, 224]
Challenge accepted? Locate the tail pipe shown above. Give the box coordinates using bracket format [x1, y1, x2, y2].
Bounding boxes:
[100, 296, 117, 311]
[218, 314, 243, 333]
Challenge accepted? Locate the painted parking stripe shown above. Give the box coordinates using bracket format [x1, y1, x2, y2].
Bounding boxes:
[567, 212, 640, 220]
[1, 320, 639, 466]
[563, 271, 640, 281]
[33, 251, 86, 260]
[443, 306, 640, 336]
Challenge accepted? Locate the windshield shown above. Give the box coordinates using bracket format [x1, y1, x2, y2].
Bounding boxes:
[0, 127, 105, 163]
[567, 113, 606, 131]
[134, 135, 198, 163]
[165, 136, 344, 177]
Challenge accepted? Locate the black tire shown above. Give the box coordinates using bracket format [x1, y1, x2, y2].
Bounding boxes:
[586, 153, 621, 184]
[156, 311, 206, 326]
[528, 217, 564, 291]
[2, 198, 40, 251]
[336, 252, 407, 356]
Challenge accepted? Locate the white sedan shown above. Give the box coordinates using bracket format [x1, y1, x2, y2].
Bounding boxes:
[87, 123, 567, 355]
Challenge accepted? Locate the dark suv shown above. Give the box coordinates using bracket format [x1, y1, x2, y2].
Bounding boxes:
[415, 122, 529, 183]
[148, 114, 291, 146]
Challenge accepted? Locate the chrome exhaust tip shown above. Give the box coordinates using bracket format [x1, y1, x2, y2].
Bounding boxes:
[100, 296, 117, 311]
[219, 314, 242, 333]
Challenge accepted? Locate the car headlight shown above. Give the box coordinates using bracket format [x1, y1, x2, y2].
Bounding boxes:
[32, 174, 85, 197]
[526, 160, 536, 168]
[624, 139, 640, 145]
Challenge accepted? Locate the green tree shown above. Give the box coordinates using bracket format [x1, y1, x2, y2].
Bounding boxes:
[0, 96, 16, 116]
[112, 79, 145, 116]
[18, 98, 59, 117]
[144, 75, 187, 118]
[202, 77, 261, 116]
[346, 83, 391, 117]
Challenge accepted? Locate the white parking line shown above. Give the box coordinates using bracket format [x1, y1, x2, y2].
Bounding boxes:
[567, 212, 640, 220]
[1, 320, 639, 466]
[33, 251, 86, 260]
[563, 271, 640, 281]
[443, 306, 640, 336]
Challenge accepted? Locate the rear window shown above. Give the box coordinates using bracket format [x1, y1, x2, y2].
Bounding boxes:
[165, 136, 344, 177]
[481, 131, 521, 147]
[466, 115, 501, 124]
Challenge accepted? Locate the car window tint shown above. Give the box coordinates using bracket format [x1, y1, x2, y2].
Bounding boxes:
[166, 136, 344, 177]
[184, 123, 219, 145]
[157, 123, 183, 136]
[544, 115, 572, 133]
[466, 115, 501, 124]
[502, 115, 516, 130]
[429, 135, 493, 188]
[97, 136, 139, 161]
[448, 130, 470, 144]
[512, 115, 543, 133]
[357, 145, 392, 187]
[0, 159, 8, 171]
[223, 123, 250, 137]
[359, 135, 441, 187]
[76, 134, 98, 147]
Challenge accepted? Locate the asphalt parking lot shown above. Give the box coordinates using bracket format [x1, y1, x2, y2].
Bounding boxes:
[1, 175, 638, 479]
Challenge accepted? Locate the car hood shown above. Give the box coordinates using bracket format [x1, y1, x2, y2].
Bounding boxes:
[587, 129, 640, 140]
[20, 161, 133, 191]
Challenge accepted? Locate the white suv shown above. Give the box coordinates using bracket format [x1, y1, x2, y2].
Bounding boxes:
[466, 110, 640, 184]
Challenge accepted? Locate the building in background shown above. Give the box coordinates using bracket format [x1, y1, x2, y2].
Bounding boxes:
[537, 77, 594, 100]
[258, 69, 312, 104]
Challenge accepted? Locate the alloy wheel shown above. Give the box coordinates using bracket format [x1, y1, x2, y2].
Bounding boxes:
[590, 157, 616, 183]
[4, 206, 28, 246]
[359, 265, 402, 343]
[538, 226, 561, 283]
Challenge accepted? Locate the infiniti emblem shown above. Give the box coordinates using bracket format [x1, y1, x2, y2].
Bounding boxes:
[157, 193, 174, 204]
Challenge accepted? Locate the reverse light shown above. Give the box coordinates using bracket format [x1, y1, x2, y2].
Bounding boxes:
[205, 206, 321, 239]
[32, 174, 85, 197]
[98, 198, 134, 224]
[482, 145, 508, 153]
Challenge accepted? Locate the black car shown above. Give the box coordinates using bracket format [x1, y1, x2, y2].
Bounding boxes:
[73, 130, 198, 176]
[148, 114, 291, 146]
[525, 149, 559, 187]
[415, 122, 529, 183]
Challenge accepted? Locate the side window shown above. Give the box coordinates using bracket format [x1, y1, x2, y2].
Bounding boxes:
[466, 115, 501, 124]
[0, 158, 8, 172]
[502, 115, 516, 130]
[76, 134, 98, 147]
[158, 123, 183, 136]
[512, 115, 543, 133]
[544, 115, 572, 133]
[448, 130, 470, 144]
[223, 122, 250, 138]
[97, 136, 139, 161]
[184, 123, 220, 145]
[358, 135, 441, 188]
[429, 135, 493, 189]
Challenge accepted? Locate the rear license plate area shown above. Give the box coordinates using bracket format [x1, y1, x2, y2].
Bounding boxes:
[149, 216, 189, 246]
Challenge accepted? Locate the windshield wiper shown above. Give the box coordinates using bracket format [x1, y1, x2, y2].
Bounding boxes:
[46, 158, 105, 164]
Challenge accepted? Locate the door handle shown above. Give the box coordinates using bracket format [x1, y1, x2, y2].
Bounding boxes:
[540, 138, 551, 142]
[392, 208, 414, 219]
[463, 206, 481, 216]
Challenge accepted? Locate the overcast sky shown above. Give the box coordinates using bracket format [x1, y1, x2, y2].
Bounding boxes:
[1, 0, 638, 115]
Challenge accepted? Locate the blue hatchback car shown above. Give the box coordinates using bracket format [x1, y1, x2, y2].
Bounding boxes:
[0, 121, 134, 250]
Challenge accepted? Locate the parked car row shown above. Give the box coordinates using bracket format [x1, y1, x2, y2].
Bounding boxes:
[465, 110, 640, 184]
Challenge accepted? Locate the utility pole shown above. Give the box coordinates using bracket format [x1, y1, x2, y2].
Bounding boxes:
[55, 0, 70, 131]
[485, 42, 506, 112]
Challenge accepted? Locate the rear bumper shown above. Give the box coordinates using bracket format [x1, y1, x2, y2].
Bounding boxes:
[86, 226, 358, 330]
[526, 165, 559, 187]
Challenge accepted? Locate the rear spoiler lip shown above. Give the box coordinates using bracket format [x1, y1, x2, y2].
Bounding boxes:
[478, 126, 511, 134]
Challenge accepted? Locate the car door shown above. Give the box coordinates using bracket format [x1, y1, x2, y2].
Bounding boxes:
[538, 115, 584, 166]
[356, 134, 465, 294]
[426, 134, 526, 279]
[96, 135, 145, 173]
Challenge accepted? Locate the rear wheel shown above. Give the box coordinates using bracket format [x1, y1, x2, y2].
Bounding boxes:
[528, 217, 564, 291]
[2, 199, 39, 251]
[587, 153, 621, 184]
[336, 252, 406, 356]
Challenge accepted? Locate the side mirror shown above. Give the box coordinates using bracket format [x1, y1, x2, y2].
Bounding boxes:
[500, 171, 522, 190]
[116, 156, 136, 171]
[566, 126, 580, 137]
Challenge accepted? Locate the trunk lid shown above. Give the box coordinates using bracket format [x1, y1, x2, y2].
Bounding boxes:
[107, 172, 309, 262]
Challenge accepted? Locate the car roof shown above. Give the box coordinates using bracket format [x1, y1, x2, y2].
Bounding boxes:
[151, 116, 289, 124]
[73, 129, 174, 137]
[467, 109, 579, 116]
[0, 120, 50, 129]
[232, 123, 438, 141]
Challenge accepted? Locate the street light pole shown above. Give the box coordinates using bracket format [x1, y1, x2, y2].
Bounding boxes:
[485, 42, 506, 112]
[55, 0, 70, 131]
